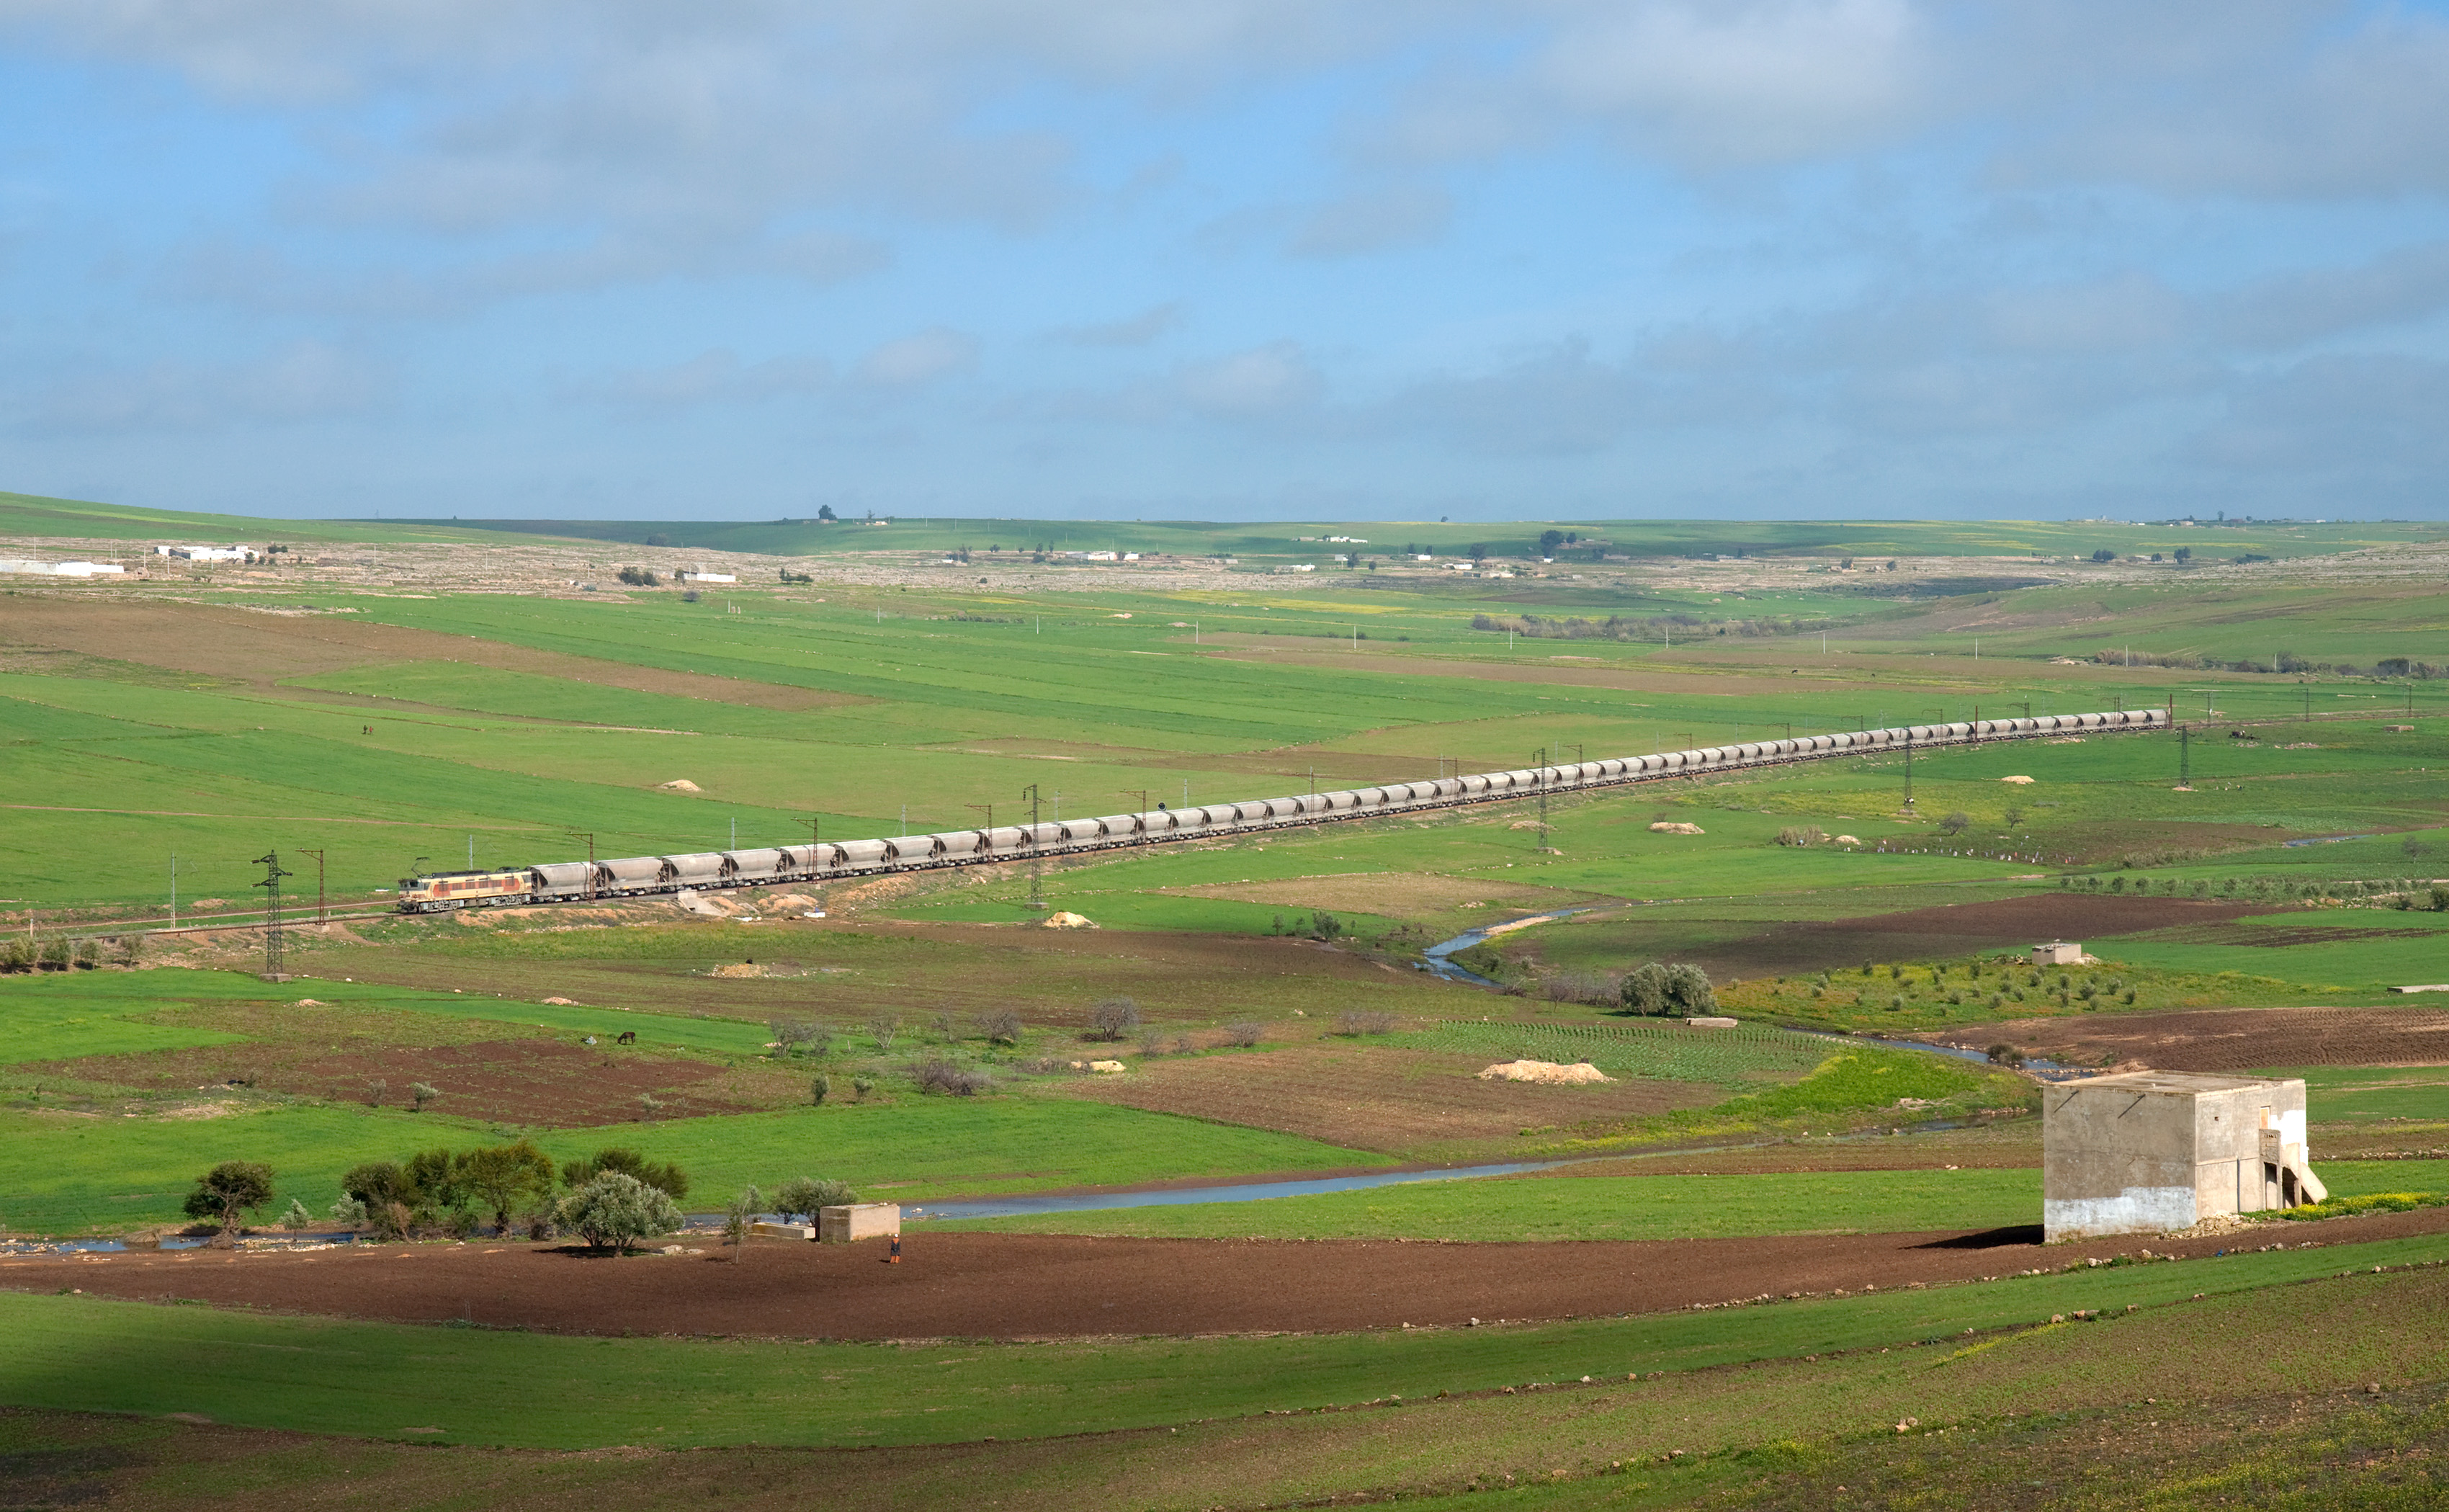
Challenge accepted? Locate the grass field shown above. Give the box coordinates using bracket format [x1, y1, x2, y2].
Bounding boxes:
[6, 1238, 2447, 1452]
[948, 1159, 2449, 1243]
[8, 498, 2449, 1506]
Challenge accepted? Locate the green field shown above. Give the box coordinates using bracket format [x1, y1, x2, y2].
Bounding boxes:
[6, 1239, 2446, 1452]
[9, 497, 2449, 1507]
[950, 1160, 2449, 1243]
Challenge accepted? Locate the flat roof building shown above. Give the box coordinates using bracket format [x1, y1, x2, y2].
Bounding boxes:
[2043, 1070, 2325, 1242]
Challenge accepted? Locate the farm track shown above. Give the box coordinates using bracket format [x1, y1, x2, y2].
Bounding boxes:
[17, 1207, 2449, 1340]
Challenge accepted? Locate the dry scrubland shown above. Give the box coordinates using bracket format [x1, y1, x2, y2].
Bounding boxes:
[4, 495, 2449, 1506]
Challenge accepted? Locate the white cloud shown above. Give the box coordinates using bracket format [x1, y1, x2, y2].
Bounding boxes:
[1289, 184, 1451, 257]
[8, 340, 390, 434]
[586, 348, 833, 408]
[1048, 300, 1184, 346]
[856, 327, 980, 386]
[1178, 340, 1323, 415]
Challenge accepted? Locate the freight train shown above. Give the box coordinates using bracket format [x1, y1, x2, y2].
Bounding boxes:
[394, 709, 2166, 912]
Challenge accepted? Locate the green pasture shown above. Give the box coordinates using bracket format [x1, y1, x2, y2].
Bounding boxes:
[363, 511, 2444, 564]
[0, 490, 483, 546]
[4, 574, 2440, 920]
[2274, 1067, 2449, 1124]
[957, 1166, 2040, 1242]
[0, 1091, 1387, 1235]
[953, 1157, 2449, 1244]
[2103, 911, 2449, 990]
[6, 1236, 2446, 1453]
[1388, 1019, 1835, 1089]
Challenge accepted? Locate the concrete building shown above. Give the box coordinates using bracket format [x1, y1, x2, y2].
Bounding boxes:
[2043, 1070, 2326, 1241]
[818, 1203, 901, 1243]
[2031, 940, 2085, 966]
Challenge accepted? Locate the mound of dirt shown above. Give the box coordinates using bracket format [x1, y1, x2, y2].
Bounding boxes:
[1042, 911, 1096, 929]
[2001, 774, 2035, 784]
[1478, 1059, 1614, 1085]
[657, 778, 702, 792]
[542, 996, 577, 1006]
[1835, 834, 1863, 846]
[1649, 821, 1704, 835]
[710, 963, 765, 978]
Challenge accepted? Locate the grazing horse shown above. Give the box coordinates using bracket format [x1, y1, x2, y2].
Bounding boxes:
[615, 1030, 637, 1046]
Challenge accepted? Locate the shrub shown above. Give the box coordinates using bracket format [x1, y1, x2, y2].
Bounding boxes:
[774, 1176, 856, 1222]
[408, 1081, 440, 1111]
[556, 1173, 682, 1255]
[768, 1017, 819, 1057]
[615, 565, 661, 586]
[722, 1184, 762, 1259]
[851, 1075, 876, 1099]
[2432, 885, 2449, 913]
[1304, 911, 1346, 941]
[916, 1058, 992, 1096]
[328, 1194, 369, 1228]
[279, 1198, 315, 1230]
[1333, 1010, 1396, 1037]
[1224, 1020, 1265, 1047]
[364, 1078, 387, 1108]
[1938, 811, 1970, 836]
[1620, 961, 1716, 1016]
[1987, 1044, 2025, 1066]
[1775, 826, 1827, 847]
[182, 1160, 277, 1234]
[560, 1147, 689, 1202]
[809, 1073, 830, 1105]
[868, 1014, 901, 1053]
[453, 1140, 556, 1235]
[980, 1008, 1023, 1045]
[1087, 996, 1141, 1041]
[341, 1160, 413, 1210]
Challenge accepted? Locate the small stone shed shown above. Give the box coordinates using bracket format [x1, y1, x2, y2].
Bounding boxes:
[2031, 941, 2085, 967]
[819, 1203, 902, 1243]
[2043, 1071, 2327, 1242]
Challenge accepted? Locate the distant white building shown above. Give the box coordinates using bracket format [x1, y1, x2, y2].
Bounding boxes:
[678, 571, 737, 583]
[1083, 550, 1118, 561]
[166, 545, 249, 562]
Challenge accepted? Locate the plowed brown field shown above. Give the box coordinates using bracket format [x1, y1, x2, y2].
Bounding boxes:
[1051, 1044, 1720, 1151]
[17, 1209, 2449, 1340]
[1931, 1006, 2449, 1073]
[38, 1039, 779, 1127]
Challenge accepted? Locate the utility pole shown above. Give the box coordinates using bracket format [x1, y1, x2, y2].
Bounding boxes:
[2179, 725, 2191, 788]
[1902, 729, 1915, 810]
[570, 831, 596, 899]
[1021, 784, 1047, 911]
[169, 853, 176, 930]
[297, 849, 326, 924]
[965, 803, 994, 833]
[253, 850, 292, 980]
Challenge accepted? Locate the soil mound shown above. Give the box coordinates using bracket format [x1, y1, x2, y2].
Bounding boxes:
[657, 779, 702, 792]
[1649, 821, 1704, 835]
[1042, 911, 1096, 929]
[1477, 1059, 1613, 1085]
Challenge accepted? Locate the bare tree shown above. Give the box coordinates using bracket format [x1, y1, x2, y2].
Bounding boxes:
[868, 1014, 900, 1053]
[1086, 997, 1140, 1042]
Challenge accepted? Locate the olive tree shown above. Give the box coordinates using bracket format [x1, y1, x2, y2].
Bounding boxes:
[774, 1176, 856, 1223]
[454, 1140, 557, 1235]
[1619, 961, 1718, 1017]
[182, 1160, 277, 1235]
[555, 1173, 683, 1255]
[1087, 996, 1141, 1042]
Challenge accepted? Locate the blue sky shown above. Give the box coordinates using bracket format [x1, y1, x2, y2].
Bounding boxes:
[4, 1, 2448, 522]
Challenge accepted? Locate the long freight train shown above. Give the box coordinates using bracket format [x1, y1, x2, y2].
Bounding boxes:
[395, 708, 2166, 912]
